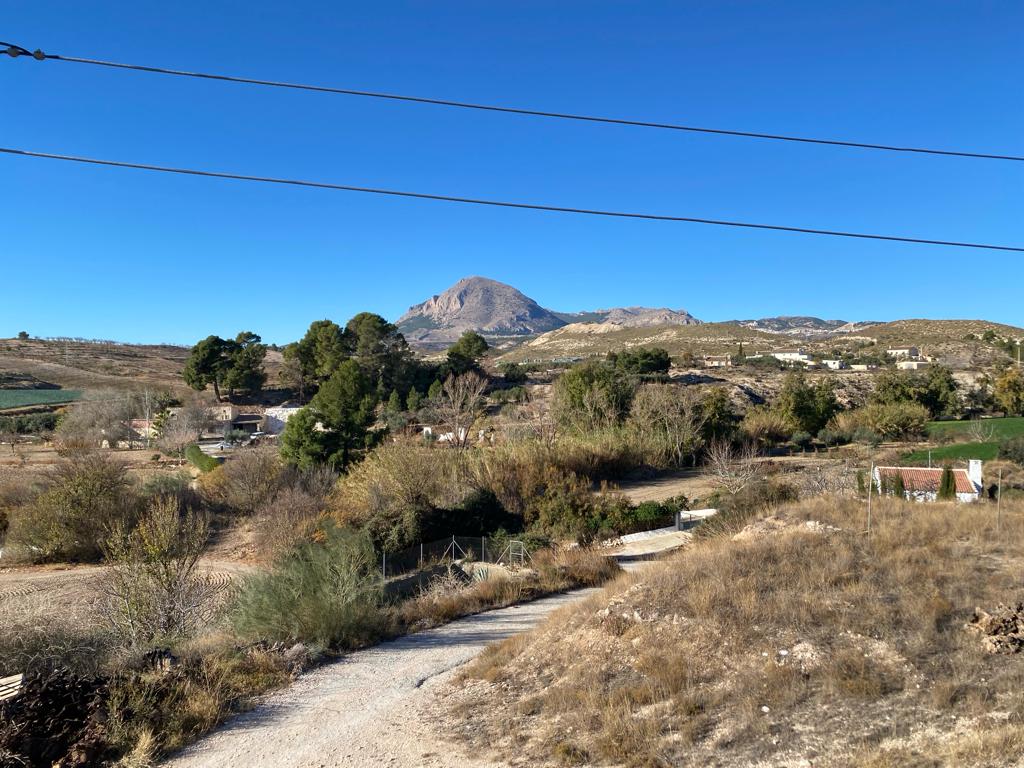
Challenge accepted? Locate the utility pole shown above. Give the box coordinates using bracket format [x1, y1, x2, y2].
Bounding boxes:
[866, 462, 874, 533]
[997, 468, 1003, 533]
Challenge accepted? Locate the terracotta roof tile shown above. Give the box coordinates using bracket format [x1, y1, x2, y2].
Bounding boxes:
[877, 467, 976, 495]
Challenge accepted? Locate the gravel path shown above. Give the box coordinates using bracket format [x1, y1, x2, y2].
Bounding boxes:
[162, 589, 602, 768]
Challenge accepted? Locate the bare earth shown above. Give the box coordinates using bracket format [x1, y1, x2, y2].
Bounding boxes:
[162, 589, 602, 768]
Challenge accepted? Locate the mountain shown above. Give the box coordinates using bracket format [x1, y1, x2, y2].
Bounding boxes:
[592, 306, 701, 328]
[396, 277, 705, 345]
[735, 316, 880, 338]
[396, 277, 567, 343]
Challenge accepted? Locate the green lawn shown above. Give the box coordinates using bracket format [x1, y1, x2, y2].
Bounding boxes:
[0, 389, 82, 410]
[926, 417, 1024, 441]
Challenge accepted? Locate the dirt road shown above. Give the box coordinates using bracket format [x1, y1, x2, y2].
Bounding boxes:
[163, 588, 606, 768]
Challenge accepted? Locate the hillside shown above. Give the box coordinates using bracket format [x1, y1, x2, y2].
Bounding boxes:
[448, 498, 1024, 767]
[498, 321, 780, 362]
[736, 316, 880, 338]
[0, 338, 284, 394]
[497, 317, 1023, 368]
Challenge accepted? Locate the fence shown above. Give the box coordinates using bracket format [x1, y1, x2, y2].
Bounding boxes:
[380, 534, 533, 579]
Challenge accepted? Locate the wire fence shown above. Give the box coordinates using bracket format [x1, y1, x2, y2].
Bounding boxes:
[380, 534, 533, 579]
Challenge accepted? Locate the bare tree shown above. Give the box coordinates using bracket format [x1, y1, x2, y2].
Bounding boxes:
[57, 390, 141, 450]
[177, 399, 213, 440]
[627, 383, 707, 467]
[967, 419, 996, 444]
[704, 439, 764, 494]
[433, 372, 487, 448]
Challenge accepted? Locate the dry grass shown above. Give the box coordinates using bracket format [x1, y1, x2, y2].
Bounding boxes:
[397, 547, 621, 631]
[451, 496, 1024, 767]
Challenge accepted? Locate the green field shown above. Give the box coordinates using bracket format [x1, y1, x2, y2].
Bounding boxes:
[903, 417, 1024, 464]
[0, 389, 82, 410]
[905, 442, 1000, 463]
[926, 417, 1024, 441]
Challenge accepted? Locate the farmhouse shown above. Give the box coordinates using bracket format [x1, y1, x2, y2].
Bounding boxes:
[896, 360, 931, 370]
[264, 405, 302, 435]
[771, 348, 812, 363]
[821, 359, 847, 370]
[703, 354, 732, 368]
[873, 460, 983, 503]
[886, 346, 920, 359]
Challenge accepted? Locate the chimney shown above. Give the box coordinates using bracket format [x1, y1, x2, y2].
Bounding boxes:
[968, 459, 983, 490]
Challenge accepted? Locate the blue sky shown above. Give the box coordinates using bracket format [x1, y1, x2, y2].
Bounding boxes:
[2, 1, 1022, 345]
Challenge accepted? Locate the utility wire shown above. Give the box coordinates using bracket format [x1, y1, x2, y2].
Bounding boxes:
[4, 42, 1022, 163]
[2, 146, 1021, 252]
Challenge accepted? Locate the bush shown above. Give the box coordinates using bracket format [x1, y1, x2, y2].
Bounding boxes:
[185, 444, 221, 473]
[740, 407, 794, 445]
[1000, 437, 1024, 466]
[6, 452, 137, 562]
[230, 524, 385, 649]
[101, 497, 217, 649]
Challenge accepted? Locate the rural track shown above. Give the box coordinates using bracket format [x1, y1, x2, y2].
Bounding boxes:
[161, 582, 629, 768]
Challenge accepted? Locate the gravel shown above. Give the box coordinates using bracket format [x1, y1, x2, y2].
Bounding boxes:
[162, 589, 602, 768]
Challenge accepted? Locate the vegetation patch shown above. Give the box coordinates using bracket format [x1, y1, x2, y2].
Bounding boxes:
[0, 388, 81, 410]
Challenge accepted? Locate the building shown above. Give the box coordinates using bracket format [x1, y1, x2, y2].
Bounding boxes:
[886, 346, 920, 359]
[896, 360, 931, 371]
[821, 359, 847, 370]
[872, 460, 983, 503]
[850, 364, 877, 371]
[264, 406, 302, 435]
[230, 413, 265, 435]
[703, 354, 732, 368]
[771, 349, 812, 364]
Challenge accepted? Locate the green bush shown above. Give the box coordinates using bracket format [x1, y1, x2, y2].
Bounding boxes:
[230, 525, 385, 649]
[185, 444, 221, 473]
[6, 452, 138, 562]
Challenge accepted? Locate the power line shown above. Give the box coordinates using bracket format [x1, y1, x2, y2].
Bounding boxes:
[4, 42, 1022, 163]
[2, 146, 1021, 252]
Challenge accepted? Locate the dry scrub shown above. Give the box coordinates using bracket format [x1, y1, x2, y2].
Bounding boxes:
[450, 496, 1024, 767]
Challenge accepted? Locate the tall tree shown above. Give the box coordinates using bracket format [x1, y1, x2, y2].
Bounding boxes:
[182, 335, 231, 401]
[345, 312, 412, 393]
[223, 331, 267, 397]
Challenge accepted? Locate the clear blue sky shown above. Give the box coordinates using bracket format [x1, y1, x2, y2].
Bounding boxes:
[3, 1, 1022, 345]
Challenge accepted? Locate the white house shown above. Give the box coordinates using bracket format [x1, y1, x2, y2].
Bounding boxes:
[771, 348, 812, 363]
[873, 460, 983, 503]
[886, 346, 920, 359]
[821, 359, 847, 370]
[264, 406, 302, 435]
[896, 360, 931, 371]
[850, 364, 877, 371]
[703, 354, 732, 368]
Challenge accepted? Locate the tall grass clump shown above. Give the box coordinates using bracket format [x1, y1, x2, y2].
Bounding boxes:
[230, 524, 385, 649]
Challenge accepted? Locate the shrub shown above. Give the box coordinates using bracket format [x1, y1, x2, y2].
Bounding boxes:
[101, 497, 218, 649]
[6, 452, 137, 562]
[216, 446, 281, 514]
[230, 524, 385, 649]
[1000, 437, 1024, 466]
[740, 407, 794, 445]
[185, 444, 220, 473]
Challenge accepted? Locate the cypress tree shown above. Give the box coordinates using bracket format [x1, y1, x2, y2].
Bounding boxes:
[938, 466, 956, 500]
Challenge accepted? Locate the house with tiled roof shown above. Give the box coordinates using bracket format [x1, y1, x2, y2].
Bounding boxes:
[872, 460, 983, 503]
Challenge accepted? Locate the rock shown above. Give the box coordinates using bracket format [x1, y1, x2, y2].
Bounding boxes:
[966, 603, 1024, 654]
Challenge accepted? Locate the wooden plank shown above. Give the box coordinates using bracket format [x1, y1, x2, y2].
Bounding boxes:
[0, 673, 23, 702]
